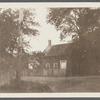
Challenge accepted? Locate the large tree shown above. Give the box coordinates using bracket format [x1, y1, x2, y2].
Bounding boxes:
[47, 8, 100, 75]
[0, 8, 39, 81]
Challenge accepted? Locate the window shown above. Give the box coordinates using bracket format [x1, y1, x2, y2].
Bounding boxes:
[60, 60, 67, 69]
[53, 63, 58, 69]
[46, 63, 50, 69]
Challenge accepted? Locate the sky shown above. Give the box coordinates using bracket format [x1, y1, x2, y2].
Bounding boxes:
[27, 7, 72, 52]
[0, 3, 99, 53]
[1, 3, 98, 52]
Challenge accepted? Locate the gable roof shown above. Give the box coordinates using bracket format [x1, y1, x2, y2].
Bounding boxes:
[44, 43, 72, 57]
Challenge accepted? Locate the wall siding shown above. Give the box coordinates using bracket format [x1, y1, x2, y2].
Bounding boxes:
[42, 55, 72, 77]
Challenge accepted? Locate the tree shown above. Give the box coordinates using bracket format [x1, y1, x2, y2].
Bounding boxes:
[0, 8, 39, 55]
[28, 51, 45, 69]
[47, 8, 100, 40]
[0, 8, 39, 81]
[47, 8, 100, 75]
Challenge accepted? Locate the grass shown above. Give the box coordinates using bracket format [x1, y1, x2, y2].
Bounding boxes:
[1, 76, 100, 92]
[0, 79, 52, 93]
[22, 76, 100, 92]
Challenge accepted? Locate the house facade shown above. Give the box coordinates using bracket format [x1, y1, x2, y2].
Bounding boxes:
[42, 40, 72, 77]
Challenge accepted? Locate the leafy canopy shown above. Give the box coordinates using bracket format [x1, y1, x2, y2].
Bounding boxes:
[0, 8, 39, 56]
[47, 8, 100, 40]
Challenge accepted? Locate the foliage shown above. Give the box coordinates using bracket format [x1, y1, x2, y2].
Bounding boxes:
[47, 8, 100, 40]
[0, 8, 39, 56]
[27, 51, 45, 69]
[47, 8, 100, 75]
[0, 8, 39, 81]
[0, 79, 51, 92]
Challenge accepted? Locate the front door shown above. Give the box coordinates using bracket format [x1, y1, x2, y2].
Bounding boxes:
[60, 60, 67, 76]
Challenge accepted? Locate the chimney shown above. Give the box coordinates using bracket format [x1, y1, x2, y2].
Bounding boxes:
[48, 40, 51, 46]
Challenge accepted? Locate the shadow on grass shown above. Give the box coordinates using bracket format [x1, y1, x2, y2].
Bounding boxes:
[0, 79, 52, 93]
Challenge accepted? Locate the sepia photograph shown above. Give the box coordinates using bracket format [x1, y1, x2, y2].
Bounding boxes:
[1, 2, 100, 96]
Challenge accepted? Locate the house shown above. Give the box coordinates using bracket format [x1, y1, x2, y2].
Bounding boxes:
[42, 40, 73, 77]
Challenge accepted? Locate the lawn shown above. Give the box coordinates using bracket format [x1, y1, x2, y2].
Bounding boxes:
[22, 76, 100, 92]
[0, 76, 100, 92]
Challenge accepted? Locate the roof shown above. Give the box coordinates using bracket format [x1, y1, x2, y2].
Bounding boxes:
[44, 43, 72, 57]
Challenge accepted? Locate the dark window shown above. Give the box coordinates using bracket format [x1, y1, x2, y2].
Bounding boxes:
[46, 63, 50, 69]
[53, 63, 58, 69]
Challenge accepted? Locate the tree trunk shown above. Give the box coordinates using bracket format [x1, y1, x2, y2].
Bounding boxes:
[15, 49, 22, 84]
[15, 9, 24, 84]
[16, 69, 21, 83]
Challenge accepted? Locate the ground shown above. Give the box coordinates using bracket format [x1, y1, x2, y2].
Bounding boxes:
[22, 76, 100, 92]
[0, 76, 100, 92]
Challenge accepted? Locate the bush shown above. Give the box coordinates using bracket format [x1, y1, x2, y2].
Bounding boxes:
[0, 79, 52, 93]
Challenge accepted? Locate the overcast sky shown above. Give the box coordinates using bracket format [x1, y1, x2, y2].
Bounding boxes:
[1, 3, 98, 52]
[27, 7, 72, 52]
